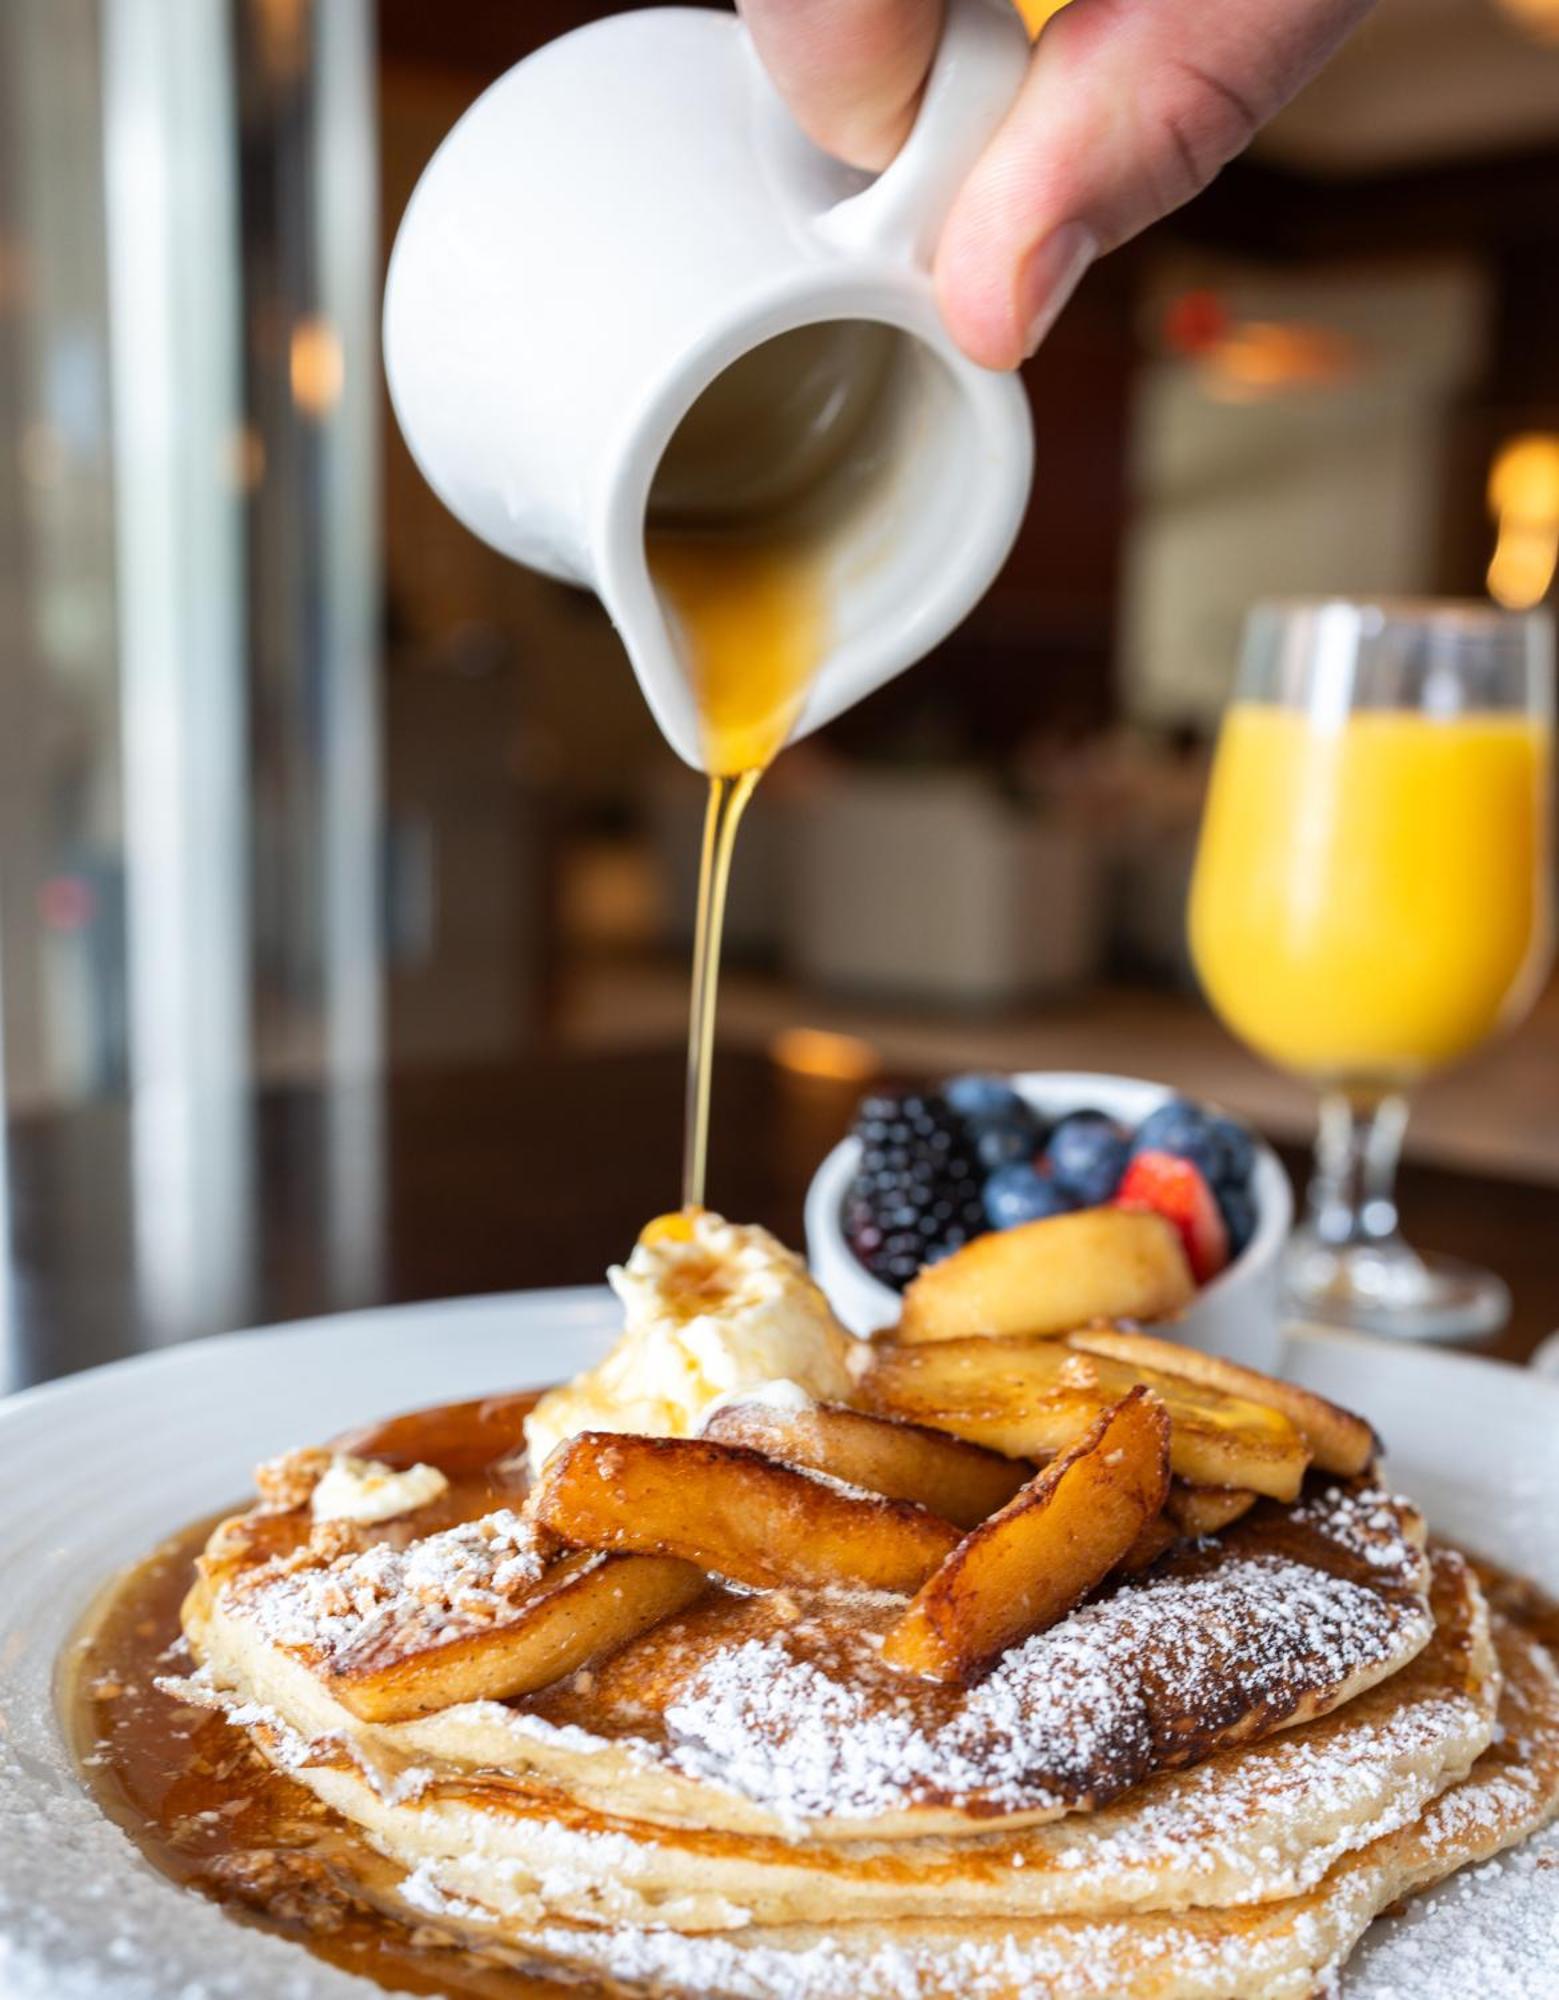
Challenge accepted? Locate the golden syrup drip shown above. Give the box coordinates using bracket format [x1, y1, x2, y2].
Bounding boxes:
[682, 768, 759, 1208]
[647, 531, 823, 778]
[649, 528, 826, 1210]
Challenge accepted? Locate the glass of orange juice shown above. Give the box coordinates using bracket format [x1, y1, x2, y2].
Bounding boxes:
[1190, 600, 1554, 1339]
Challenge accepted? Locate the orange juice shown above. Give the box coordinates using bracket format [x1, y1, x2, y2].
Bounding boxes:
[1190, 705, 1552, 1083]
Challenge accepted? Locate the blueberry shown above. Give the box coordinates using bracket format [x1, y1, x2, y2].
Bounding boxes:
[974, 1115, 1039, 1171]
[983, 1164, 1077, 1231]
[1045, 1112, 1130, 1207]
[1217, 1183, 1257, 1259]
[1208, 1114, 1256, 1187]
[945, 1074, 1027, 1124]
[1132, 1098, 1225, 1180]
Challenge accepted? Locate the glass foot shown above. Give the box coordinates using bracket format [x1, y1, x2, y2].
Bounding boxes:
[1282, 1231, 1510, 1343]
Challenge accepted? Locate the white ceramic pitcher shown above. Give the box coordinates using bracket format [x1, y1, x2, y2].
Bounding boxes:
[384, 0, 1035, 770]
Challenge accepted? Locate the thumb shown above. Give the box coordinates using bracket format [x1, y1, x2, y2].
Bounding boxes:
[935, 0, 1374, 370]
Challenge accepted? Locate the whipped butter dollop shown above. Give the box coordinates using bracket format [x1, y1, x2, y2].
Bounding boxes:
[311, 1454, 449, 1525]
[523, 1210, 856, 1472]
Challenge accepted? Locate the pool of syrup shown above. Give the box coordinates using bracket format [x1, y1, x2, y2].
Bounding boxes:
[67, 1391, 591, 1997]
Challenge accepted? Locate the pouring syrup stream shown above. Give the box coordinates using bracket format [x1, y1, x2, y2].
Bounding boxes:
[647, 526, 824, 1207]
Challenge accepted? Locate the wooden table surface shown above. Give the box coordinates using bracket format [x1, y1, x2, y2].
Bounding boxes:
[5, 1045, 1556, 1393]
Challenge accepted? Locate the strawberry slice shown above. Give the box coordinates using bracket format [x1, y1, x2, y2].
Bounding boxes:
[1115, 1150, 1230, 1284]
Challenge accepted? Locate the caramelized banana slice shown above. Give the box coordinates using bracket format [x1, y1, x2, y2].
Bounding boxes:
[881, 1388, 1172, 1682]
[530, 1432, 961, 1592]
[702, 1398, 1029, 1529]
[1165, 1479, 1259, 1536]
[1066, 1327, 1377, 1477]
[898, 1207, 1194, 1344]
[858, 1334, 1309, 1500]
[326, 1551, 706, 1723]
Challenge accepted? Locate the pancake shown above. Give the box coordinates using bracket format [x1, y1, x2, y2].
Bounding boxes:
[312, 1607, 1559, 2000]
[187, 1481, 1434, 1844]
[187, 1546, 1491, 1934]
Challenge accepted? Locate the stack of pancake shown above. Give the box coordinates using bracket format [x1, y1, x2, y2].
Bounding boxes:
[179, 1458, 1559, 1997]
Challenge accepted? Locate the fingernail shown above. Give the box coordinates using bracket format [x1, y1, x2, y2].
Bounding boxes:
[1017, 223, 1097, 357]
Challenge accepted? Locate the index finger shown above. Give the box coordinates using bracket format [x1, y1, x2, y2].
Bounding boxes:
[737, 0, 945, 171]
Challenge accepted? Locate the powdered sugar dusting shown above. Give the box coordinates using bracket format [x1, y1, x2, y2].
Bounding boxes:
[223, 1509, 555, 1671]
[154, 1666, 438, 1805]
[659, 1544, 1431, 1824]
[440, 1900, 1310, 2000]
[1293, 1486, 1427, 1580]
[1345, 1818, 1559, 1998]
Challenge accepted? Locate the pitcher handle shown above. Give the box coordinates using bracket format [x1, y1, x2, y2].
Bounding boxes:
[814, 0, 1030, 265]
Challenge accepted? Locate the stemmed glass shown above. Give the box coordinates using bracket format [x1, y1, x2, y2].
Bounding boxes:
[1189, 600, 1554, 1340]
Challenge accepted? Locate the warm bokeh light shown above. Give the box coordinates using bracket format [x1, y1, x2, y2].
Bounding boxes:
[1199, 321, 1359, 401]
[769, 1027, 879, 1083]
[1487, 434, 1559, 611]
[1156, 293, 1361, 402]
[254, 0, 309, 78]
[223, 422, 266, 493]
[1496, 0, 1559, 44]
[1161, 289, 1230, 357]
[289, 317, 344, 418]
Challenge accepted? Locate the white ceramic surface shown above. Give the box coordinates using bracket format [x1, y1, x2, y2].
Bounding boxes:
[806, 1071, 1295, 1370]
[383, 0, 1034, 771]
[0, 1295, 1556, 1996]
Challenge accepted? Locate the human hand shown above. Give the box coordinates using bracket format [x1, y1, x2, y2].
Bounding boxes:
[738, 0, 1376, 368]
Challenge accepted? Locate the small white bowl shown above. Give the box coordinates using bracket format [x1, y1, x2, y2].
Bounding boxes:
[805, 1071, 1293, 1373]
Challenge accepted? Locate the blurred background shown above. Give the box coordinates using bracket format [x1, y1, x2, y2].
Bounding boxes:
[2, 0, 1558, 1383]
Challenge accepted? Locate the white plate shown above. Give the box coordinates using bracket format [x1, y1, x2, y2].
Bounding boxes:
[0, 1293, 1556, 1999]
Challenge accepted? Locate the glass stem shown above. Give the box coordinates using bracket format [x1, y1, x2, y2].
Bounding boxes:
[1307, 1089, 1409, 1250]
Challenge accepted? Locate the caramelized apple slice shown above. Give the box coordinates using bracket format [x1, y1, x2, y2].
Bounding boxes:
[702, 1398, 1029, 1529]
[858, 1334, 1309, 1500]
[198, 1508, 318, 1586]
[881, 1388, 1171, 1682]
[1120, 1512, 1180, 1572]
[326, 1551, 706, 1723]
[332, 1390, 542, 1477]
[530, 1432, 961, 1592]
[897, 1207, 1194, 1344]
[1165, 1479, 1259, 1536]
[1066, 1327, 1377, 1477]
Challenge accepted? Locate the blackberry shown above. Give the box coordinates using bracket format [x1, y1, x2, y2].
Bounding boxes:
[844, 1090, 987, 1290]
